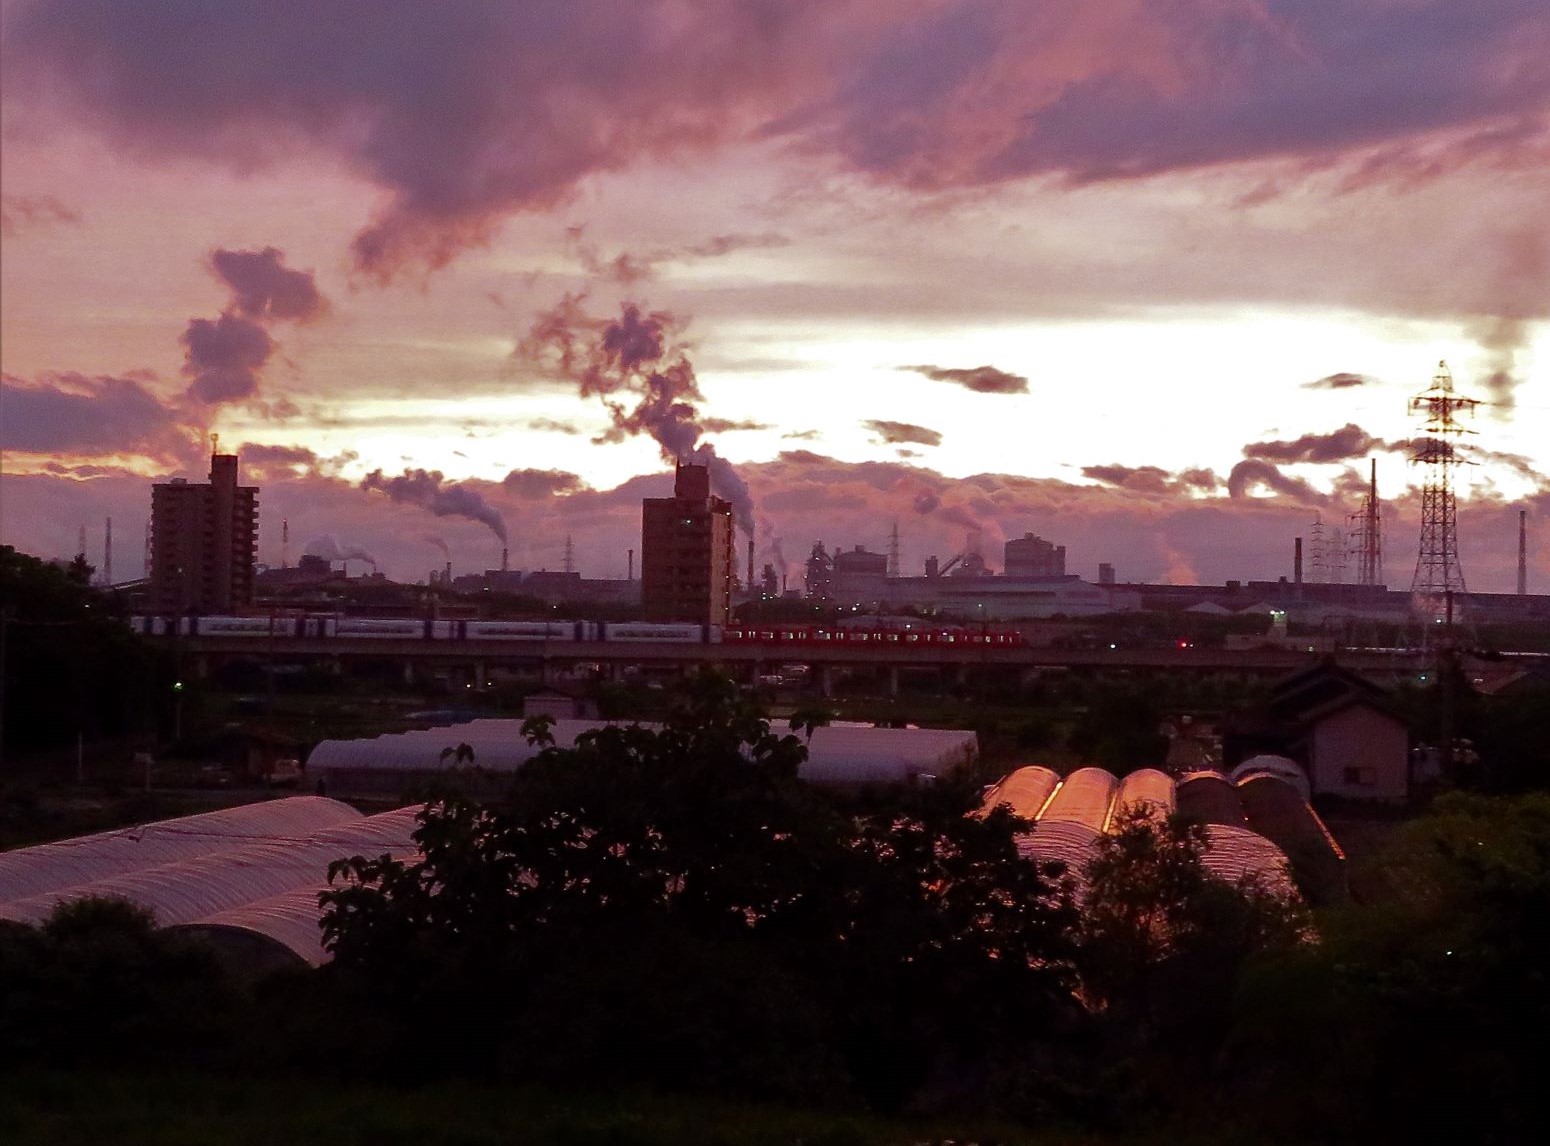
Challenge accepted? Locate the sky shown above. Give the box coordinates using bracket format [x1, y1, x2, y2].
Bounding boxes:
[2, 0, 1547, 592]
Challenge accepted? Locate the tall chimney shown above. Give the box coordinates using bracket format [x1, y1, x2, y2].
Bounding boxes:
[501, 547, 509, 573]
[747, 537, 755, 591]
[281, 517, 290, 569]
[103, 517, 113, 587]
[1520, 509, 1529, 596]
[1294, 537, 1304, 586]
[445, 560, 452, 584]
[627, 548, 634, 581]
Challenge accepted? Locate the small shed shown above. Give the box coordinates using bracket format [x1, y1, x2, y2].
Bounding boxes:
[521, 684, 599, 720]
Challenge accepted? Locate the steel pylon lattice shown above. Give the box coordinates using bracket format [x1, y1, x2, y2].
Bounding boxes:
[1409, 360, 1478, 621]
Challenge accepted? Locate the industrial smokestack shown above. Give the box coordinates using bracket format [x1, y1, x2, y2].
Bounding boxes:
[1294, 537, 1304, 586]
[1520, 509, 1529, 596]
[103, 517, 113, 587]
[747, 537, 755, 591]
[445, 560, 452, 584]
[501, 547, 509, 573]
[628, 548, 634, 581]
[281, 517, 290, 569]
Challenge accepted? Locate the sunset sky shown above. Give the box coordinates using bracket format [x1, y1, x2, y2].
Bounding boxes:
[2, 1, 1546, 591]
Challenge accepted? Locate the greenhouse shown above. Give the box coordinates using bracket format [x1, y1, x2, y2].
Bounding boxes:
[308, 719, 977, 795]
[0, 796, 360, 905]
[978, 763, 1344, 904]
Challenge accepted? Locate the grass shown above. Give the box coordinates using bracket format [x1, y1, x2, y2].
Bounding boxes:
[0, 1072, 1122, 1146]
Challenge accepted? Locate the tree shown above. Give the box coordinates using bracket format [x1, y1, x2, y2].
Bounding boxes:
[0, 896, 240, 1070]
[320, 668, 1081, 1106]
[0, 544, 163, 763]
[1078, 806, 1308, 1045]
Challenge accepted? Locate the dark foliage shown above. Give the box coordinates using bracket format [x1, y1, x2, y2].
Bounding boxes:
[0, 545, 164, 757]
[0, 897, 240, 1070]
[320, 669, 1081, 1109]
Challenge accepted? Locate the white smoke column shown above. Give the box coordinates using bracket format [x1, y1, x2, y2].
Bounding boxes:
[361, 468, 508, 544]
[305, 534, 379, 567]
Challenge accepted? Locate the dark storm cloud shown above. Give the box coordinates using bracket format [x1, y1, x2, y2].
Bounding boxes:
[362, 468, 508, 543]
[1243, 423, 1382, 464]
[0, 372, 187, 458]
[501, 469, 588, 499]
[211, 247, 327, 322]
[865, 420, 942, 447]
[1304, 372, 1375, 390]
[901, 363, 1028, 394]
[179, 312, 274, 404]
[0, 193, 81, 236]
[9, 2, 1544, 276]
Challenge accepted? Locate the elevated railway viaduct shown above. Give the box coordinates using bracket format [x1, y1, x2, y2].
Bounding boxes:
[161, 634, 1433, 695]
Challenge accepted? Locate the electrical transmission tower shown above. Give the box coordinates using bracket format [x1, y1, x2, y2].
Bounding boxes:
[562, 534, 575, 575]
[1410, 360, 1479, 621]
[1347, 458, 1383, 587]
[1310, 515, 1346, 584]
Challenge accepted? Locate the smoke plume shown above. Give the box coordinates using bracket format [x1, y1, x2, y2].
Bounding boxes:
[518, 297, 755, 534]
[305, 534, 378, 567]
[1243, 423, 1382, 465]
[362, 468, 508, 544]
[424, 534, 451, 559]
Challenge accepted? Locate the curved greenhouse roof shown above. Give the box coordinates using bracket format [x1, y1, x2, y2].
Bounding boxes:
[1110, 768, 1175, 825]
[0, 807, 419, 927]
[310, 719, 976, 794]
[1231, 754, 1310, 801]
[0, 796, 361, 906]
[1202, 824, 1296, 896]
[1175, 772, 1250, 829]
[979, 765, 1060, 820]
[1038, 767, 1117, 832]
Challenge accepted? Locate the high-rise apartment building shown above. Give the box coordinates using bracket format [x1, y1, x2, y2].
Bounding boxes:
[641, 463, 734, 627]
[149, 453, 258, 612]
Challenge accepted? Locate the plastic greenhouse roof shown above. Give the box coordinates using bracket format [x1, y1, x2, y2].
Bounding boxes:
[0, 796, 362, 906]
[0, 807, 420, 927]
[1175, 772, 1251, 829]
[1038, 768, 1117, 831]
[309, 720, 978, 785]
[1201, 824, 1296, 896]
[1111, 768, 1175, 824]
[979, 765, 1060, 820]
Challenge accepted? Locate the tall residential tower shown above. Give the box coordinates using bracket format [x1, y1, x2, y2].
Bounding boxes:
[149, 453, 258, 613]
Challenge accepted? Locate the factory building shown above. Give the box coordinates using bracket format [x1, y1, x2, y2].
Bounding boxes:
[641, 463, 735, 627]
[1003, 533, 1066, 578]
[149, 452, 258, 613]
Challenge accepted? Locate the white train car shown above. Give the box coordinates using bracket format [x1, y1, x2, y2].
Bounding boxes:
[332, 618, 428, 640]
[192, 616, 278, 637]
[600, 623, 719, 644]
[459, 620, 594, 641]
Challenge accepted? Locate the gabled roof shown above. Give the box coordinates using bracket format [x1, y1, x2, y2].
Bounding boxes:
[1265, 657, 1390, 722]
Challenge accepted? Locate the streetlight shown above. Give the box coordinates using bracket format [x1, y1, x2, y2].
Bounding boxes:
[172, 680, 185, 741]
